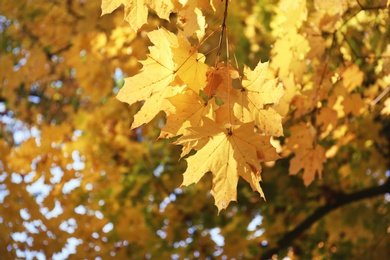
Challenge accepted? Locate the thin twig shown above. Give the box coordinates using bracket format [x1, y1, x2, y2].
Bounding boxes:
[371, 85, 390, 106]
[214, 0, 229, 68]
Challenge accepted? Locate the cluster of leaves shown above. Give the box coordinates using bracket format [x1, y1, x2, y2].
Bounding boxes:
[0, 0, 389, 259]
[102, 0, 285, 212]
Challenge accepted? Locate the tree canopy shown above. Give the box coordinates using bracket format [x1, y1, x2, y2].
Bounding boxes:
[0, 0, 390, 259]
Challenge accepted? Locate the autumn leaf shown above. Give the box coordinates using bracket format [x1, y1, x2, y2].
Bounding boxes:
[203, 66, 225, 97]
[159, 90, 215, 138]
[342, 93, 365, 116]
[316, 106, 338, 137]
[176, 117, 280, 212]
[177, 0, 206, 40]
[216, 61, 285, 136]
[341, 64, 364, 93]
[117, 28, 208, 128]
[172, 34, 209, 93]
[101, 0, 177, 31]
[286, 122, 316, 151]
[116, 29, 178, 128]
[101, 0, 148, 31]
[289, 144, 327, 186]
[286, 122, 327, 185]
[241, 61, 284, 108]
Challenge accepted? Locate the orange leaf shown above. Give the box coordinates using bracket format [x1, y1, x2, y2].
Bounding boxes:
[289, 145, 327, 186]
[203, 66, 224, 97]
[341, 64, 364, 93]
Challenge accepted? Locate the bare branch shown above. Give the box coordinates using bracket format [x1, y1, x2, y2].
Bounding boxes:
[260, 178, 390, 260]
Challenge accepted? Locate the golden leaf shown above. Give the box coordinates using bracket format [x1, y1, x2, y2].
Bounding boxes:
[116, 28, 208, 128]
[342, 93, 365, 116]
[216, 62, 285, 136]
[176, 117, 279, 212]
[160, 90, 215, 138]
[341, 64, 364, 93]
[101, 0, 176, 31]
[289, 145, 327, 186]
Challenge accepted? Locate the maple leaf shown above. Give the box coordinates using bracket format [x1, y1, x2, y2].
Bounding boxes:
[316, 106, 338, 135]
[116, 29, 178, 128]
[341, 64, 364, 93]
[101, 0, 177, 31]
[172, 34, 209, 93]
[101, 0, 148, 31]
[241, 62, 284, 107]
[116, 28, 208, 128]
[150, 0, 178, 20]
[286, 122, 328, 185]
[271, 31, 310, 79]
[101, 0, 124, 16]
[160, 90, 215, 138]
[177, 0, 206, 40]
[176, 117, 280, 212]
[342, 93, 365, 116]
[286, 122, 316, 151]
[203, 66, 225, 97]
[216, 62, 285, 136]
[289, 144, 327, 186]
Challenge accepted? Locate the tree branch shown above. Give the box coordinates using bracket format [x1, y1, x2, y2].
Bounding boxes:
[260, 178, 390, 260]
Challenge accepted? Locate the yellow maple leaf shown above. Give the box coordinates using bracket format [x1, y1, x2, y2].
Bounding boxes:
[101, 0, 177, 31]
[101, 0, 125, 15]
[176, 117, 280, 212]
[116, 29, 178, 128]
[177, 0, 206, 40]
[341, 64, 364, 93]
[271, 32, 310, 79]
[173, 34, 209, 93]
[241, 61, 284, 108]
[216, 62, 285, 136]
[160, 90, 215, 138]
[117, 28, 208, 128]
[150, 0, 178, 20]
[101, 0, 147, 31]
[289, 145, 327, 186]
[272, 0, 307, 32]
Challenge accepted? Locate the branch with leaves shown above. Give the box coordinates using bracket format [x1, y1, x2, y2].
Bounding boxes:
[101, 0, 285, 212]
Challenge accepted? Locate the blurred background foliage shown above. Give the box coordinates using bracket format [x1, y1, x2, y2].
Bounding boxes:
[0, 0, 389, 259]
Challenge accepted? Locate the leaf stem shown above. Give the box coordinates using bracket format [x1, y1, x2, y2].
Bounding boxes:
[214, 0, 229, 68]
